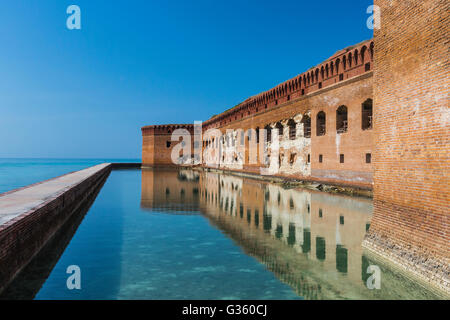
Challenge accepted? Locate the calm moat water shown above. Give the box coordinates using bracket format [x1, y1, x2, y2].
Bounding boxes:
[0, 163, 442, 299]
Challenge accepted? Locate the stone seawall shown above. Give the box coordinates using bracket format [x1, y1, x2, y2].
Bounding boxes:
[0, 163, 112, 294]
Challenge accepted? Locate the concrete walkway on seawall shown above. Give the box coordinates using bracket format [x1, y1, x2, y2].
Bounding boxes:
[0, 163, 112, 295]
[0, 163, 111, 228]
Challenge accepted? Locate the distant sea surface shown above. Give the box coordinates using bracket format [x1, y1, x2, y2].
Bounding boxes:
[0, 158, 140, 194]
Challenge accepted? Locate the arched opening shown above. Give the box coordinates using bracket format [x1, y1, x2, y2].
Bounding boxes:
[302, 114, 311, 138]
[316, 112, 326, 136]
[288, 119, 296, 140]
[362, 99, 373, 130]
[264, 125, 272, 143]
[361, 46, 367, 63]
[336, 105, 348, 133]
[276, 122, 284, 138]
[370, 42, 374, 60]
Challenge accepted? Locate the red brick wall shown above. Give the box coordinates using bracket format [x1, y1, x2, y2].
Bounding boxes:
[142, 125, 195, 166]
[142, 40, 375, 188]
[366, 0, 449, 286]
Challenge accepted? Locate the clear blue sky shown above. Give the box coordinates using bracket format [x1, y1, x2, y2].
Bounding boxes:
[0, 0, 373, 159]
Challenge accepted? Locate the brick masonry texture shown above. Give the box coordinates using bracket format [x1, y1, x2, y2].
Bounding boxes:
[363, 0, 449, 293]
[141, 0, 449, 293]
[142, 40, 375, 189]
[0, 164, 111, 294]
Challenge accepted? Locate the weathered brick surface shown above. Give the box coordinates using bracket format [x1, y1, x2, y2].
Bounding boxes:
[363, 0, 449, 293]
[142, 40, 375, 189]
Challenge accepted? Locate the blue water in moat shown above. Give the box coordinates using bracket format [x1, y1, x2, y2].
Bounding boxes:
[35, 169, 299, 299]
[0, 160, 441, 300]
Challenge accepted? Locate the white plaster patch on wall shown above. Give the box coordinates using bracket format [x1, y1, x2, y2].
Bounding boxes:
[335, 133, 341, 158]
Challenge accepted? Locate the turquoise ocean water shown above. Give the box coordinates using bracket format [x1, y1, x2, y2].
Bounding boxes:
[0, 158, 139, 194]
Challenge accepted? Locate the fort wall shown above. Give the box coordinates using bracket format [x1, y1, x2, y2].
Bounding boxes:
[142, 39, 375, 189]
[363, 0, 449, 293]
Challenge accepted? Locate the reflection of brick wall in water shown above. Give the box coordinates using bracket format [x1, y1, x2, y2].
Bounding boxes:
[141, 39, 375, 188]
[140, 169, 201, 213]
[195, 172, 374, 299]
[364, 0, 449, 293]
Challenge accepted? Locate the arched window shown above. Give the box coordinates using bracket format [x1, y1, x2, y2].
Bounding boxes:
[348, 52, 353, 68]
[361, 46, 367, 63]
[325, 64, 329, 78]
[354, 49, 359, 65]
[336, 105, 348, 133]
[316, 112, 326, 136]
[302, 114, 311, 138]
[315, 69, 319, 82]
[321, 66, 325, 80]
[362, 99, 373, 130]
[370, 42, 374, 60]
[288, 119, 296, 140]
[330, 62, 334, 75]
[265, 125, 272, 143]
[276, 122, 284, 138]
[336, 58, 341, 74]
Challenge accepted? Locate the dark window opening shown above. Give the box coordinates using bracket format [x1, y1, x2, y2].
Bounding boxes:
[265, 125, 272, 143]
[336, 105, 348, 133]
[316, 237, 326, 261]
[365, 62, 371, 71]
[288, 119, 296, 140]
[166, 141, 171, 148]
[366, 153, 372, 164]
[301, 89, 305, 95]
[276, 122, 283, 138]
[319, 208, 323, 218]
[336, 245, 348, 273]
[265, 104, 267, 109]
[319, 154, 323, 163]
[287, 223, 296, 246]
[289, 153, 296, 165]
[275, 100, 278, 105]
[316, 111, 326, 136]
[302, 114, 311, 138]
[362, 98, 373, 130]
[287, 95, 290, 101]
[340, 154, 344, 163]
[340, 215, 345, 225]
[302, 229, 311, 253]
[319, 82, 322, 89]
[256, 127, 260, 144]
[307, 154, 310, 163]
[275, 224, 283, 239]
[339, 74, 344, 81]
